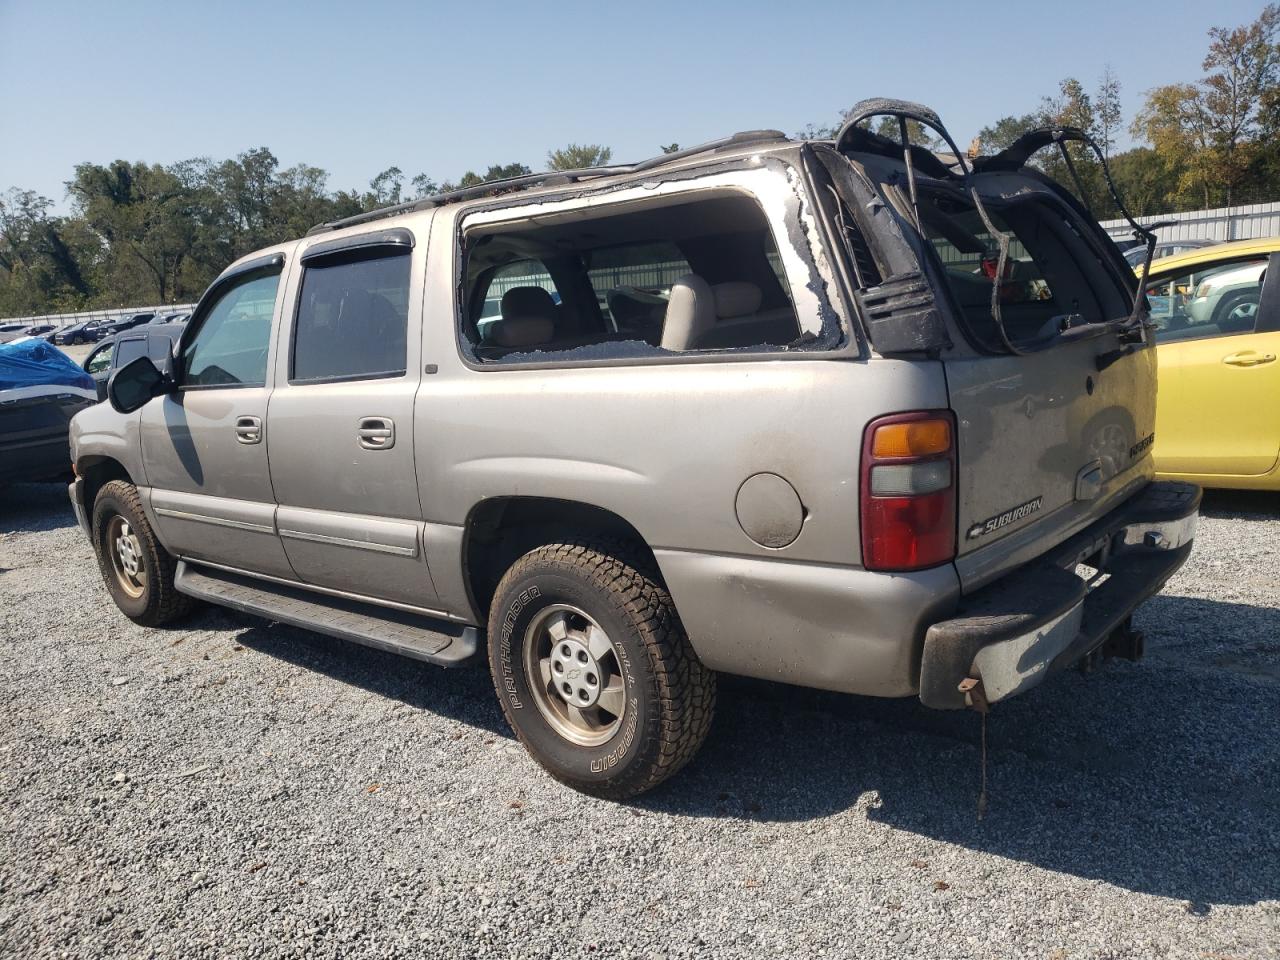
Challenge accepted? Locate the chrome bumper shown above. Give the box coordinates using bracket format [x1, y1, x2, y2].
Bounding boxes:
[919, 480, 1201, 709]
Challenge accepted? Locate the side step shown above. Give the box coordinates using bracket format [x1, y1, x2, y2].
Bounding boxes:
[174, 561, 480, 666]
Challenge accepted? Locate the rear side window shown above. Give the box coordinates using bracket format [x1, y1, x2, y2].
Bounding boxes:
[460, 188, 822, 363]
[182, 271, 280, 388]
[292, 252, 410, 382]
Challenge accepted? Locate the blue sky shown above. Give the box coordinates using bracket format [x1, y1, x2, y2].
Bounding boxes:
[0, 0, 1267, 209]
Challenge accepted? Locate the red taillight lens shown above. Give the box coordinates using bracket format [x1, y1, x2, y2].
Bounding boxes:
[861, 411, 957, 572]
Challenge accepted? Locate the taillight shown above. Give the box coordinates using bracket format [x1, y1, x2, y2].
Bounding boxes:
[860, 411, 957, 572]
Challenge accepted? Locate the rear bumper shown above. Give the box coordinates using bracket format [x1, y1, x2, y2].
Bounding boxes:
[919, 480, 1201, 709]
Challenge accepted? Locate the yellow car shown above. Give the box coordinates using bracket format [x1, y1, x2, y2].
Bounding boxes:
[1141, 237, 1280, 490]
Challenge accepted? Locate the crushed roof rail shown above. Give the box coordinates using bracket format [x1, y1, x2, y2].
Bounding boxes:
[306, 129, 789, 235]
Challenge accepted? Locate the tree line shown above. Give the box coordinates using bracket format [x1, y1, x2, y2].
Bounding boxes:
[3, 6, 1279, 318]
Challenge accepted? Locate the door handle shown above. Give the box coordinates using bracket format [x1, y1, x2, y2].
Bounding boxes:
[1223, 351, 1276, 367]
[357, 416, 395, 450]
[235, 415, 262, 444]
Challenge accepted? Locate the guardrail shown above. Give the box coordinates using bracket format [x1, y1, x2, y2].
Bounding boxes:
[1, 304, 196, 329]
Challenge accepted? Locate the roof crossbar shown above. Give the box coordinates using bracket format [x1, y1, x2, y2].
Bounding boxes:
[306, 129, 788, 235]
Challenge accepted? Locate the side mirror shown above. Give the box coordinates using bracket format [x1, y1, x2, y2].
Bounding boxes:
[107, 356, 172, 413]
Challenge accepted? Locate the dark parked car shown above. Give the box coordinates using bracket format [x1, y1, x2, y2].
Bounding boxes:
[89, 313, 156, 341]
[83, 324, 185, 401]
[53, 320, 105, 345]
[0, 339, 97, 484]
[149, 312, 190, 325]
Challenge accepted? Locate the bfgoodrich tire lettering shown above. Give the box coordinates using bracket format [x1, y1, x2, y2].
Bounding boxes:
[487, 540, 715, 799]
[92, 480, 194, 627]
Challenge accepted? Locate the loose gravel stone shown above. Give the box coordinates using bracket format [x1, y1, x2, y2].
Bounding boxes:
[1, 482, 1277, 959]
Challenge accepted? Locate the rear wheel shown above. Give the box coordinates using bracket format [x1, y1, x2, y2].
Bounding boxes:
[92, 480, 193, 626]
[487, 540, 715, 799]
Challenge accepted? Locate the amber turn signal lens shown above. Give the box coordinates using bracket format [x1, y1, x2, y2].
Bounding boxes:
[871, 419, 951, 459]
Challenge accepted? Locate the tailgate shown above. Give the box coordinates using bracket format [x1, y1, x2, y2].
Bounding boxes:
[946, 336, 1157, 590]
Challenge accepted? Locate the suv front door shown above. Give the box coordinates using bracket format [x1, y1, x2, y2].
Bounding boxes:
[265, 226, 441, 610]
[140, 253, 296, 578]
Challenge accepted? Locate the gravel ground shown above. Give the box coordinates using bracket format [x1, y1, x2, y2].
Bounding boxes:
[1, 483, 1277, 959]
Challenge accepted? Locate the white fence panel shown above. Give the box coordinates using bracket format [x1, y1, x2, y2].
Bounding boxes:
[1099, 202, 1280, 244]
[1, 304, 196, 328]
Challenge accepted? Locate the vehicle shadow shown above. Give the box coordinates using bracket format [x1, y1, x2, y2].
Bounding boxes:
[638, 594, 1279, 907]
[209, 592, 1277, 907]
[0, 481, 79, 533]
[1200, 488, 1278, 518]
[224, 614, 511, 737]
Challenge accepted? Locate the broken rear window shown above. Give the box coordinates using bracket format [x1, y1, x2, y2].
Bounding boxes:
[458, 180, 840, 364]
[920, 187, 1130, 351]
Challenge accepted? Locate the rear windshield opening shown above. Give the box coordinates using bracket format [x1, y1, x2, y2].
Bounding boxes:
[920, 189, 1128, 351]
[460, 191, 821, 364]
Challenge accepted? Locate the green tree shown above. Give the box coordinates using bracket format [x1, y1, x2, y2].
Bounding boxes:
[67, 160, 200, 304]
[1133, 4, 1280, 207]
[367, 166, 405, 207]
[546, 144, 612, 171]
[0, 188, 94, 315]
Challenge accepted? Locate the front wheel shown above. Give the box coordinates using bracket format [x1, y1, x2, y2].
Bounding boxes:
[487, 540, 715, 799]
[91, 480, 194, 626]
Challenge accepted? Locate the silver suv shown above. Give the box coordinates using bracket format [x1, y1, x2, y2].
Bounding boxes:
[69, 101, 1200, 798]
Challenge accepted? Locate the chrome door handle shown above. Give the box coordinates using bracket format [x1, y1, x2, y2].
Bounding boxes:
[357, 416, 395, 450]
[1223, 351, 1276, 366]
[235, 415, 262, 444]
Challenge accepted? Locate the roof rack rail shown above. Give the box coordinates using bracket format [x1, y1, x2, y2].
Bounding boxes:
[306, 129, 789, 235]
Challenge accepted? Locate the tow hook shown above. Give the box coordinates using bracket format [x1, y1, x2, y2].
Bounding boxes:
[1103, 616, 1146, 662]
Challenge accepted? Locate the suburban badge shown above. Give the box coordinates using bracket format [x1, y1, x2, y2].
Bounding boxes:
[966, 496, 1044, 540]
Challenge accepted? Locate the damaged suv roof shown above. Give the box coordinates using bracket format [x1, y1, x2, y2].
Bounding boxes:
[307, 130, 800, 236]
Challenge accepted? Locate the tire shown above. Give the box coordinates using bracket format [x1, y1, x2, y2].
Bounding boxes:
[487, 540, 716, 799]
[1212, 290, 1258, 331]
[91, 479, 194, 626]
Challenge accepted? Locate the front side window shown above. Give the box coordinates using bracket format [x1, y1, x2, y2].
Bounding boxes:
[84, 344, 112, 374]
[292, 252, 410, 382]
[182, 271, 280, 388]
[1145, 257, 1267, 343]
[113, 338, 148, 368]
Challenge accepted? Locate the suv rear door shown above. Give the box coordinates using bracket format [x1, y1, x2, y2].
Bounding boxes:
[140, 253, 295, 579]
[265, 225, 441, 609]
[822, 117, 1156, 590]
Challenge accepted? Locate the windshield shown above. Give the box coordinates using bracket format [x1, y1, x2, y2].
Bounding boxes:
[920, 188, 1129, 351]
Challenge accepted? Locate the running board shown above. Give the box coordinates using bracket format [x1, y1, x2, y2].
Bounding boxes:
[174, 561, 480, 666]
